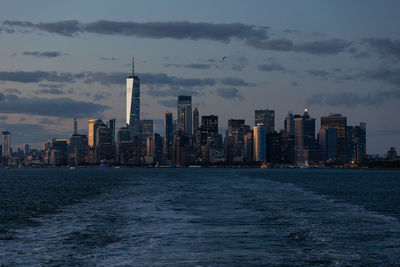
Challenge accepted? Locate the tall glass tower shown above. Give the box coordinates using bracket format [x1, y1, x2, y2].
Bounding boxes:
[177, 95, 192, 135]
[127, 57, 141, 139]
[1, 129, 11, 158]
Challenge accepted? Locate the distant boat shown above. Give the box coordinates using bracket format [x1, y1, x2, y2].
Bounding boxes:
[70, 166, 76, 170]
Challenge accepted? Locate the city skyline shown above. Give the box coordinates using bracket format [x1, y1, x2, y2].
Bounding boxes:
[0, 0, 399, 154]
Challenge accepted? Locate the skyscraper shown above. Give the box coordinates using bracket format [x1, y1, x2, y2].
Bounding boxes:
[225, 119, 245, 162]
[318, 126, 337, 161]
[284, 112, 295, 135]
[164, 112, 173, 160]
[193, 107, 199, 134]
[88, 119, 106, 148]
[141, 120, 153, 144]
[321, 114, 347, 162]
[253, 124, 266, 162]
[1, 129, 11, 158]
[353, 122, 366, 163]
[109, 119, 116, 143]
[177, 95, 192, 134]
[255, 109, 275, 133]
[127, 57, 141, 139]
[294, 109, 318, 164]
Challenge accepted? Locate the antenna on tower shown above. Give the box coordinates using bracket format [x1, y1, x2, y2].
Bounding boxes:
[132, 56, 135, 77]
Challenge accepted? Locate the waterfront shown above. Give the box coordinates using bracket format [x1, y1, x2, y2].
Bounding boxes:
[1, 169, 400, 265]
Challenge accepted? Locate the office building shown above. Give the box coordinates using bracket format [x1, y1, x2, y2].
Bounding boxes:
[88, 119, 106, 148]
[321, 114, 347, 162]
[318, 127, 337, 161]
[255, 109, 275, 133]
[1, 129, 11, 158]
[141, 120, 153, 143]
[294, 109, 318, 164]
[244, 131, 254, 162]
[352, 122, 366, 163]
[127, 57, 141, 139]
[164, 112, 174, 160]
[177, 95, 192, 134]
[200, 115, 219, 162]
[253, 124, 266, 162]
[193, 107, 199, 134]
[225, 119, 245, 162]
[284, 112, 295, 135]
[109, 119, 116, 143]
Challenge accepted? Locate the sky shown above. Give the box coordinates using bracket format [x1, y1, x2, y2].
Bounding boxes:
[0, 0, 399, 154]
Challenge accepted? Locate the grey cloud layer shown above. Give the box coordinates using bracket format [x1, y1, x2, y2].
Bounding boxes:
[363, 38, 400, 59]
[0, 92, 108, 118]
[22, 51, 64, 58]
[3, 20, 352, 55]
[216, 88, 243, 101]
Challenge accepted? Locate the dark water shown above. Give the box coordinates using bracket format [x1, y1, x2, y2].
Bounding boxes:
[1, 168, 400, 266]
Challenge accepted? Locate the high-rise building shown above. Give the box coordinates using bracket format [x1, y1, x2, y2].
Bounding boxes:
[164, 112, 174, 160]
[253, 124, 266, 162]
[255, 109, 275, 133]
[244, 131, 254, 162]
[294, 109, 318, 164]
[225, 119, 245, 162]
[193, 107, 199, 134]
[200, 115, 219, 162]
[24, 144, 30, 156]
[294, 109, 315, 148]
[141, 120, 153, 144]
[177, 95, 192, 134]
[321, 114, 347, 162]
[109, 119, 116, 143]
[318, 126, 337, 161]
[1, 129, 11, 158]
[127, 57, 141, 139]
[353, 122, 366, 163]
[88, 119, 106, 148]
[284, 112, 295, 135]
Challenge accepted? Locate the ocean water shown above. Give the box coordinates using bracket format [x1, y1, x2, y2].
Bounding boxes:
[0, 168, 400, 266]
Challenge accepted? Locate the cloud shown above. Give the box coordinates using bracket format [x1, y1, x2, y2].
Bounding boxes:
[294, 39, 352, 55]
[362, 67, 400, 86]
[164, 63, 212, 69]
[307, 69, 330, 80]
[258, 62, 285, 72]
[231, 55, 249, 71]
[2, 20, 352, 55]
[248, 38, 293, 51]
[220, 77, 255, 87]
[3, 88, 22, 94]
[99, 56, 117, 61]
[36, 88, 65, 95]
[363, 38, 400, 59]
[215, 87, 243, 101]
[39, 117, 58, 125]
[22, 51, 64, 58]
[157, 99, 177, 108]
[3, 19, 269, 43]
[92, 92, 111, 101]
[0, 71, 75, 83]
[306, 90, 400, 108]
[0, 93, 108, 118]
